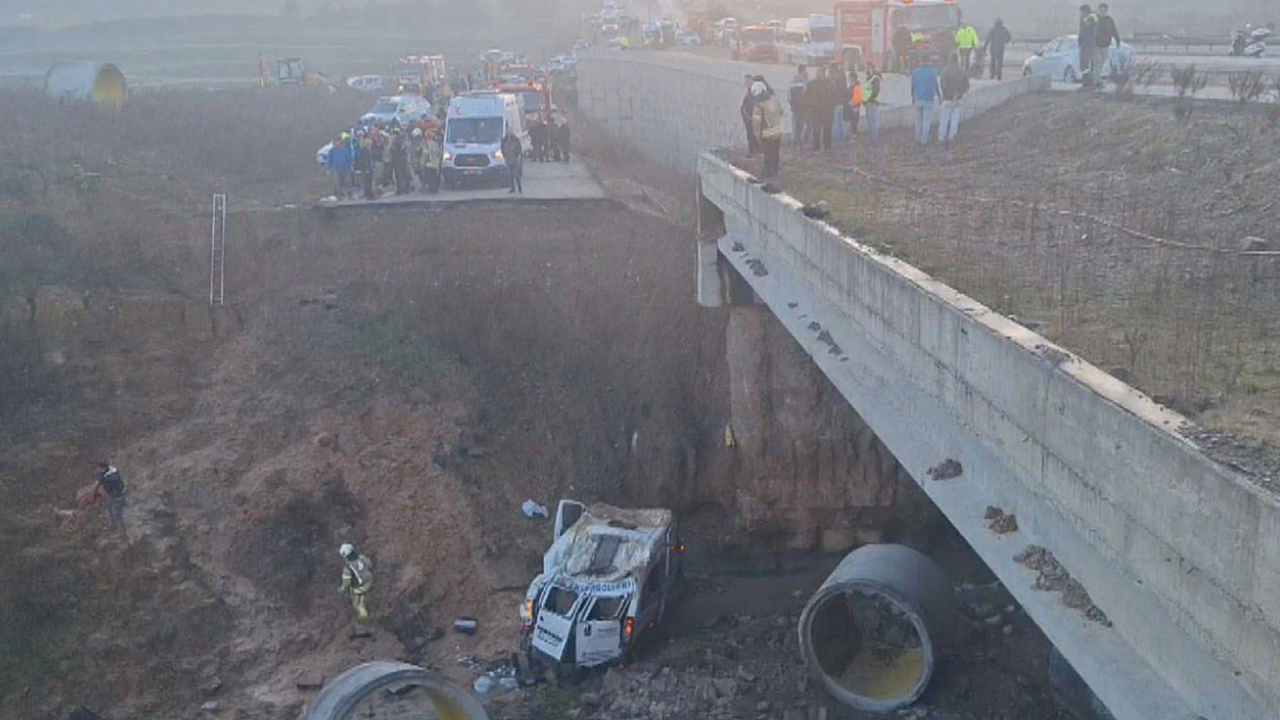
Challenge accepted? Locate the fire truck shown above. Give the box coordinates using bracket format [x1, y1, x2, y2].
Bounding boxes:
[392, 54, 447, 94]
[834, 0, 961, 72]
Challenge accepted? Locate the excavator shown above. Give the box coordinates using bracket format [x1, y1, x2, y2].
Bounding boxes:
[258, 55, 333, 88]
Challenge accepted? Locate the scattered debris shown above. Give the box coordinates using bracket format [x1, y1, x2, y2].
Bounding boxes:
[802, 201, 830, 220]
[522, 499, 549, 518]
[454, 617, 479, 635]
[761, 181, 782, 194]
[745, 258, 768, 277]
[928, 458, 964, 481]
[1238, 236, 1270, 252]
[1033, 344, 1072, 366]
[295, 671, 325, 690]
[299, 293, 338, 310]
[731, 241, 746, 252]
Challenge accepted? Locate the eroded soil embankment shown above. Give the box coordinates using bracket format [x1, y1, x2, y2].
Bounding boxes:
[2, 197, 930, 718]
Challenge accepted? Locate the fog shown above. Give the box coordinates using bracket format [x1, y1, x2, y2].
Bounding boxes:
[3, 0, 1278, 33]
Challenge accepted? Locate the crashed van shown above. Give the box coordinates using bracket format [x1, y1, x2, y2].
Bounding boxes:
[520, 500, 684, 670]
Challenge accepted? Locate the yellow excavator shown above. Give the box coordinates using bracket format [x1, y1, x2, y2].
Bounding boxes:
[258, 54, 332, 88]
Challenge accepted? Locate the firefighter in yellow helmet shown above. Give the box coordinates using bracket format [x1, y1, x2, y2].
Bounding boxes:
[338, 543, 374, 623]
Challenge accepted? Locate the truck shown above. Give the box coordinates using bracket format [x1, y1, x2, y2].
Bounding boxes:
[779, 14, 837, 66]
[734, 25, 781, 63]
[834, 0, 962, 72]
[520, 500, 684, 672]
[392, 55, 447, 94]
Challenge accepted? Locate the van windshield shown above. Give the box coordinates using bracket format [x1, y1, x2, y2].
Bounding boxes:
[743, 28, 774, 43]
[371, 98, 398, 113]
[520, 92, 543, 114]
[890, 5, 960, 30]
[810, 27, 835, 43]
[447, 117, 503, 144]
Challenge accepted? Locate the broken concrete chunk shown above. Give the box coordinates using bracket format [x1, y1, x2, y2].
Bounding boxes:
[927, 458, 963, 481]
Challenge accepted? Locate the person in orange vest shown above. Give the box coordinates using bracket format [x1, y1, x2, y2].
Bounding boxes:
[848, 71, 864, 136]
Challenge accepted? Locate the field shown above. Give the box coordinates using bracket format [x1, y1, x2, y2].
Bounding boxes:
[731, 91, 1280, 485]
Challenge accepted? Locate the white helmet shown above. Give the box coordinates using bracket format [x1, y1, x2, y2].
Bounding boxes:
[339, 543, 356, 560]
[412, 127, 423, 138]
[750, 81, 767, 97]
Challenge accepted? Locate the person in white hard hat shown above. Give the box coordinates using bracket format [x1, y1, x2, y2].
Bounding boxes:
[338, 543, 374, 623]
[750, 78, 784, 182]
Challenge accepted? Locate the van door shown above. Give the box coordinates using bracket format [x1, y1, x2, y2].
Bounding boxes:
[554, 500, 586, 538]
[574, 596, 626, 666]
[531, 584, 582, 662]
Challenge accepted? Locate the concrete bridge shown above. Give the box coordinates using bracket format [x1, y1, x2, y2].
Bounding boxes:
[577, 51, 1280, 720]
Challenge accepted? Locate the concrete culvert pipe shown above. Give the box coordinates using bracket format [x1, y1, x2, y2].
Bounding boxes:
[798, 544, 956, 713]
[304, 661, 489, 720]
[44, 62, 127, 110]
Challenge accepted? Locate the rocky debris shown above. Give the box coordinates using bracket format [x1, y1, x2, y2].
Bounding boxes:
[746, 258, 769, 277]
[927, 459, 963, 481]
[984, 507, 1018, 535]
[1014, 546, 1111, 626]
[802, 201, 830, 220]
[295, 671, 325, 690]
[1033, 344, 1072, 366]
[1184, 426, 1280, 494]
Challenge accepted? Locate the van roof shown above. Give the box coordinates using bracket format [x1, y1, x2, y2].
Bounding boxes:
[545, 503, 672, 585]
[447, 93, 516, 116]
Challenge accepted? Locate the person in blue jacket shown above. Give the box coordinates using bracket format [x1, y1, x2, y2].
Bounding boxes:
[910, 61, 941, 147]
[327, 133, 354, 200]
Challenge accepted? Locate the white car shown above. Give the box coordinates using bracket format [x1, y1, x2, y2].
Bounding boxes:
[359, 95, 432, 127]
[1023, 35, 1135, 83]
[345, 75, 384, 93]
[520, 500, 684, 672]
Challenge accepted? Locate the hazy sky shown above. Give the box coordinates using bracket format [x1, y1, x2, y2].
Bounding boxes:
[3, 0, 1277, 29]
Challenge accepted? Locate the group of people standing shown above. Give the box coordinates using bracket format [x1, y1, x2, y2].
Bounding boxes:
[892, 18, 1014, 81]
[910, 54, 971, 147]
[328, 120, 443, 201]
[740, 62, 885, 168]
[1078, 4, 1122, 89]
[527, 112, 572, 163]
[785, 64, 884, 151]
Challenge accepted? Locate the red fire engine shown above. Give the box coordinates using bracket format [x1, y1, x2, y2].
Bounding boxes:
[834, 0, 962, 72]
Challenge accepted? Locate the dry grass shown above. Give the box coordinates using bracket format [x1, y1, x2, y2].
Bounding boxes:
[735, 92, 1280, 443]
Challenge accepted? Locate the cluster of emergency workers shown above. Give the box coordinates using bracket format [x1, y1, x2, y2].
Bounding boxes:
[326, 118, 445, 200]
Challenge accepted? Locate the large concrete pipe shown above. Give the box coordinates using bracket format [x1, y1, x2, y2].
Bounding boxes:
[798, 544, 955, 713]
[44, 62, 127, 109]
[304, 661, 488, 720]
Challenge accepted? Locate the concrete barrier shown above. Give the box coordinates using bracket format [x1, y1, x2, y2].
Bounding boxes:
[697, 152, 1280, 720]
[576, 50, 1046, 172]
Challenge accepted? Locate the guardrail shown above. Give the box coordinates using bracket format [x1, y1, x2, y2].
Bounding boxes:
[1012, 36, 1235, 55]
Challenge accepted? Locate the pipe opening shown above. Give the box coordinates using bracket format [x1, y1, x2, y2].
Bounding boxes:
[809, 588, 929, 703]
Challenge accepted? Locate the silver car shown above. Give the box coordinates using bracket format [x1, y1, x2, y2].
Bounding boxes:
[1023, 35, 1135, 83]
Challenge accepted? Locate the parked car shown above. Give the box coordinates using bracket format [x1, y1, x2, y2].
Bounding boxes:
[359, 95, 432, 127]
[345, 75, 384, 93]
[520, 500, 684, 672]
[1022, 35, 1135, 83]
[677, 31, 702, 47]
